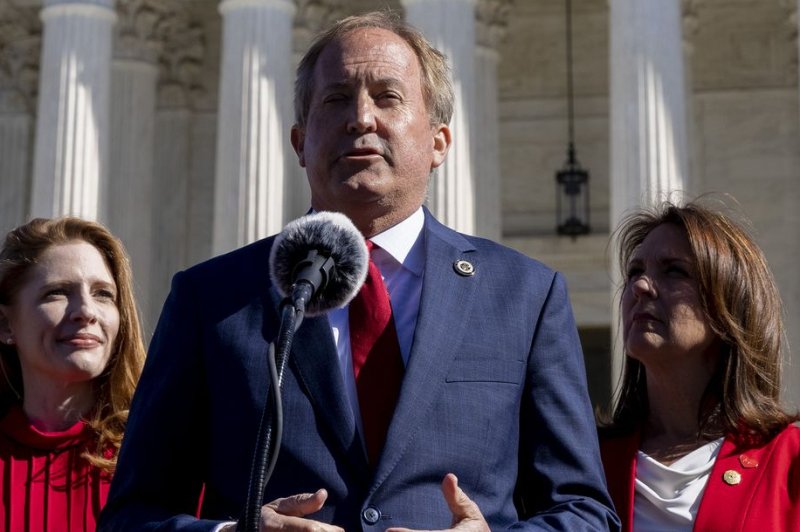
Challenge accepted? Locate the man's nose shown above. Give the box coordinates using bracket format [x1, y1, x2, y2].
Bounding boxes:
[346, 95, 377, 133]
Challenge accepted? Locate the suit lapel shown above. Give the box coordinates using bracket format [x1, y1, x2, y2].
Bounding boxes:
[372, 213, 479, 485]
[266, 288, 367, 473]
[263, 212, 481, 486]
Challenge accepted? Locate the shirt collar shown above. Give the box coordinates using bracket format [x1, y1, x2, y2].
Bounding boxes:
[307, 207, 425, 276]
[369, 207, 425, 276]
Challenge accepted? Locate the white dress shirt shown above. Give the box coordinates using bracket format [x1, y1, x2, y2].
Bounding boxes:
[633, 437, 724, 531]
[327, 207, 425, 439]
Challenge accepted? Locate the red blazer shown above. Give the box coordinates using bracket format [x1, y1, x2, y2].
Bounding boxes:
[600, 424, 800, 531]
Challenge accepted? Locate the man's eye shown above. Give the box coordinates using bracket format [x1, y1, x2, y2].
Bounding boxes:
[323, 94, 347, 103]
[376, 92, 402, 104]
[44, 288, 68, 298]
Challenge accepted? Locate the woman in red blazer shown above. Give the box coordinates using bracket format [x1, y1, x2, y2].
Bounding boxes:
[599, 201, 800, 531]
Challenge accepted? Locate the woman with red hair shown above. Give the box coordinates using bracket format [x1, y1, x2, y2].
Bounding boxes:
[0, 217, 145, 531]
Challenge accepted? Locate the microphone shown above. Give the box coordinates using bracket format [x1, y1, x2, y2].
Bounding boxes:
[269, 211, 369, 316]
[243, 212, 367, 532]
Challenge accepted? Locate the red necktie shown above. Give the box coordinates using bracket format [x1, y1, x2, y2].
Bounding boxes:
[349, 241, 404, 465]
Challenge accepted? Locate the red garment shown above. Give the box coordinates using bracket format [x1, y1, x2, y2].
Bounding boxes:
[0, 405, 111, 531]
[600, 424, 800, 531]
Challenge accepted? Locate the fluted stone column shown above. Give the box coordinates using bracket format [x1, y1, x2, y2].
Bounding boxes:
[609, 0, 690, 384]
[403, 0, 477, 235]
[781, 0, 800, 408]
[609, 0, 689, 227]
[288, 0, 345, 221]
[0, 3, 40, 234]
[0, 114, 33, 234]
[108, 0, 162, 332]
[151, 5, 208, 331]
[795, 0, 799, 119]
[31, 0, 116, 220]
[682, 0, 699, 195]
[474, 0, 511, 241]
[214, 0, 295, 254]
[793, 0, 800, 408]
[151, 105, 191, 320]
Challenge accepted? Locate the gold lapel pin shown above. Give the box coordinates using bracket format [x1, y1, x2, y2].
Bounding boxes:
[453, 260, 475, 277]
[723, 470, 742, 485]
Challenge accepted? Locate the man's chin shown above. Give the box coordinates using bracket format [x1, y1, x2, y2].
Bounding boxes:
[336, 173, 390, 198]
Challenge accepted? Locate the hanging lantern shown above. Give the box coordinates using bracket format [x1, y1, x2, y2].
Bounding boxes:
[556, 144, 590, 236]
[555, 0, 590, 238]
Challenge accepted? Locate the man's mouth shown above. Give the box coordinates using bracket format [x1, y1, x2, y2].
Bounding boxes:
[343, 148, 382, 157]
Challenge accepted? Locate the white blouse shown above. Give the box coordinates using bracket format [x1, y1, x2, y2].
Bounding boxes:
[633, 437, 724, 531]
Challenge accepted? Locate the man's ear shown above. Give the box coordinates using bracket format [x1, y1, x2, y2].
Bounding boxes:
[431, 123, 452, 169]
[291, 125, 306, 168]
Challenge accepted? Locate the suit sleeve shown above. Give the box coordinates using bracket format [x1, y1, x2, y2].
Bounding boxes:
[512, 272, 620, 531]
[99, 271, 226, 531]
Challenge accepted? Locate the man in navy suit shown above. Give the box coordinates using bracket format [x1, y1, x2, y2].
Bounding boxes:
[101, 11, 618, 532]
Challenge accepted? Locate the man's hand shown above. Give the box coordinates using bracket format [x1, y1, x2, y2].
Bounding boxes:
[220, 489, 344, 532]
[386, 474, 490, 532]
[259, 489, 344, 531]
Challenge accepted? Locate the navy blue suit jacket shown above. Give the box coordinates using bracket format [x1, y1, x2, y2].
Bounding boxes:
[100, 210, 619, 531]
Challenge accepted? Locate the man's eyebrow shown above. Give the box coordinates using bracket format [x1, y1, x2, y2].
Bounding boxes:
[320, 77, 405, 91]
[373, 77, 405, 88]
[320, 81, 351, 92]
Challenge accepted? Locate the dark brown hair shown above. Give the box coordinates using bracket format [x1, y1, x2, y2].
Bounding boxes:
[0, 217, 145, 471]
[605, 201, 798, 444]
[294, 10, 454, 128]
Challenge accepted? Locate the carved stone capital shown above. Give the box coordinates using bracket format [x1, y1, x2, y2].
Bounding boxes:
[0, 1, 41, 112]
[115, 0, 172, 63]
[293, 0, 346, 52]
[155, 1, 208, 110]
[777, 0, 797, 36]
[681, 0, 699, 54]
[476, 0, 513, 52]
[779, 0, 797, 77]
[777, 0, 797, 14]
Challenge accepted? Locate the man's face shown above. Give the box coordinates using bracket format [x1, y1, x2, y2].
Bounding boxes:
[291, 27, 451, 235]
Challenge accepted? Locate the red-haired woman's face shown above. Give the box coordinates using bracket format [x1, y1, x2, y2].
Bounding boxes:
[622, 224, 718, 368]
[0, 241, 119, 394]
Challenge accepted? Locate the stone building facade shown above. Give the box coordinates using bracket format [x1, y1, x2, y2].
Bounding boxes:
[0, 0, 798, 407]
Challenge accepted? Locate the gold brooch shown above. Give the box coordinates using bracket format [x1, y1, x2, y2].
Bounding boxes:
[723, 470, 742, 485]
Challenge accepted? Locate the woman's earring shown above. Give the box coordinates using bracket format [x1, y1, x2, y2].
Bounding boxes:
[5, 337, 13, 345]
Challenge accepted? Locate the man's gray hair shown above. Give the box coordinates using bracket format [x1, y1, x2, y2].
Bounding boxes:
[294, 10, 454, 128]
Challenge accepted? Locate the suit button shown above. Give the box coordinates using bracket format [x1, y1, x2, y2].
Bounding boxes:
[362, 506, 381, 524]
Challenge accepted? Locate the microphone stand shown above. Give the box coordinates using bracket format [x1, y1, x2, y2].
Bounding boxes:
[239, 302, 296, 532]
[239, 253, 333, 532]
